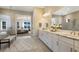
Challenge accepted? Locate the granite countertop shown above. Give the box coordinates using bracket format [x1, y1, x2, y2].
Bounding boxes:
[41, 30, 79, 41]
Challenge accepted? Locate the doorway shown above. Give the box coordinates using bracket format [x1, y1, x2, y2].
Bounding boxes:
[16, 14, 32, 35]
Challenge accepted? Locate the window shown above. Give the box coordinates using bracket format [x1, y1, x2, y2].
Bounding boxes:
[24, 26, 27, 28]
[28, 26, 30, 28]
[2, 21, 6, 29]
[24, 22, 28, 29]
[17, 22, 19, 28]
[24, 22, 27, 24]
[28, 22, 30, 24]
[24, 21, 30, 30]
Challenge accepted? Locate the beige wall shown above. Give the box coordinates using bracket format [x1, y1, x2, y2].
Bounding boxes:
[32, 8, 44, 36]
[0, 8, 33, 34]
[32, 7, 53, 36]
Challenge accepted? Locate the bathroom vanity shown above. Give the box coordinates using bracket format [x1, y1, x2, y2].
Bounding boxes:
[39, 30, 79, 52]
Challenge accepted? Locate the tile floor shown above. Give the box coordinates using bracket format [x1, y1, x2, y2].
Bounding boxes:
[0, 35, 51, 52]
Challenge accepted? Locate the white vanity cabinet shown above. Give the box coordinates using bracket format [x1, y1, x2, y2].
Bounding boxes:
[39, 30, 79, 52]
[59, 41, 73, 52]
[44, 32, 59, 51]
[39, 30, 59, 51]
[42, 31, 49, 45]
[39, 30, 43, 40]
[49, 34, 59, 52]
[58, 36, 74, 52]
[46, 33, 55, 51]
[39, 30, 50, 47]
[74, 40, 79, 52]
[58, 41, 73, 52]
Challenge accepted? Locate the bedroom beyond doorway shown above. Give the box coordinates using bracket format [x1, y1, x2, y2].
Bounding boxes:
[16, 14, 32, 35]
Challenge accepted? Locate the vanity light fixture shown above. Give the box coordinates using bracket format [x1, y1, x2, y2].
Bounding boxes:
[43, 12, 51, 17]
[66, 19, 70, 23]
[66, 19, 68, 23]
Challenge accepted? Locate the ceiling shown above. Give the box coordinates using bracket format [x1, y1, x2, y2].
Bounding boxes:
[43, 6, 62, 14]
[0, 6, 34, 12]
[0, 6, 61, 12]
[53, 6, 79, 15]
[0, 6, 79, 16]
[0, 6, 46, 12]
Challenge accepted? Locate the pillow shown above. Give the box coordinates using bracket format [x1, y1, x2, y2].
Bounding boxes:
[0, 31, 8, 39]
[0, 31, 7, 35]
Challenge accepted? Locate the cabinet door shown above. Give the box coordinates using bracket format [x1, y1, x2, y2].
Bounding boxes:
[58, 40, 73, 52]
[50, 34, 59, 52]
[44, 32, 50, 46]
[39, 31, 43, 40]
[43, 32, 48, 45]
[40, 31, 48, 45]
[58, 36, 74, 52]
[74, 47, 79, 52]
[74, 40, 79, 52]
[45, 32, 54, 51]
